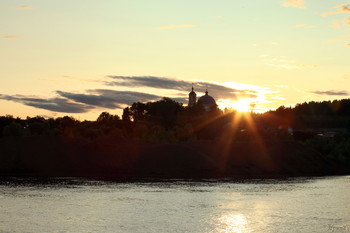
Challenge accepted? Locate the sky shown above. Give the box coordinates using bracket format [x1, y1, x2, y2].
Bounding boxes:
[1, 0, 350, 120]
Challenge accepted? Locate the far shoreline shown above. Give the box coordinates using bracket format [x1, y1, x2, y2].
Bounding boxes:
[0, 173, 348, 184]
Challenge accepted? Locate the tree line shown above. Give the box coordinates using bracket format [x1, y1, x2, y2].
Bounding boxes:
[0, 98, 224, 142]
[2, 98, 350, 142]
[1, 98, 350, 166]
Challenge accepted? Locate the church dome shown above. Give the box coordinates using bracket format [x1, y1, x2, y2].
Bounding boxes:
[197, 90, 216, 111]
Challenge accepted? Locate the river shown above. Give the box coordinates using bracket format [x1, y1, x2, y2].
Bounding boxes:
[0, 176, 349, 233]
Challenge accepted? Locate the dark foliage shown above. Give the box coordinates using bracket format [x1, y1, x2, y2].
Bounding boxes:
[1, 98, 350, 179]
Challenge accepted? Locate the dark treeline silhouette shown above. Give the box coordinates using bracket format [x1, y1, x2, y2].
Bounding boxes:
[1, 97, 350, 179]
[0, 97, 226, 142]
[263, 99, 350, 129]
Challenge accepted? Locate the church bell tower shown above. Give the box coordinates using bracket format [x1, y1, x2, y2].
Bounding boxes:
[188, 85, 196, 107]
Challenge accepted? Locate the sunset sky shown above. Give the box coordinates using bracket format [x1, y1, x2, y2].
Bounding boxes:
[1, 0, 350, 120]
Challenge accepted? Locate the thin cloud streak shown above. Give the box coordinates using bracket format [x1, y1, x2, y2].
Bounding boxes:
[107, 76, 258, 100]
[107, 76, 189, 91]
[346, 18, 350, 26]
[263, 57, 318, 70]
[56, 91, 123, 109]
[0, 89, 164, 113]
[283, 0, 305, 9]
[15, 6, 33, 9]
[88, 89, 161, 105]
[310, 90, 349, 96]
[2, 35, 21, 39]
[61, 75, 100, 83]
[295, 24, 318, 28]
[328, 33, 350, 46]
[331, 20, 341, 28]
[0, 94, 92, 113]
[158, 24, 195, 29]
[321, 4, 350, 16]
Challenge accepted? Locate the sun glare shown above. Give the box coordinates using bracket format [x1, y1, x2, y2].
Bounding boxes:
[217, 213, 248, 233]
[215, 81, 273, 113]
[219, 98, 256, 112]
[232, 99, 254, 112]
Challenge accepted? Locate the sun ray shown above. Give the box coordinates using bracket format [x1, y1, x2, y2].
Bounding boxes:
[215, 110, 244, 173]
[243, 113, 275, 172]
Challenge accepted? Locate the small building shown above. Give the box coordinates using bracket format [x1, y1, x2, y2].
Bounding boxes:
[188, 86, 217, 111]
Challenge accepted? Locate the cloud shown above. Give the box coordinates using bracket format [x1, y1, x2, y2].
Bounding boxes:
[331, 20, 341, 28]
[283, 0, 305, 9]
[0, 94, 92, 113]
[0, 76, 262, 114]
[57, 89, 161, 107]
[0, 89, 164, 113]
[15, 5, 33, 9]
[328, 33, 350, 43]
[107, 76, 257, 100]
[61, 75, 100, 83]
[56, 91, 123, 109]
[346, 18, 350, 26]
[321, 4, 350, 16]
[295, 24, 318, 28]
[267, 63, 318, 69]
[158, 24, 195, 30]
[263, 56, 318, 70]
[107, 76, 189, 91]
[2, 35, 21, 39]
[89, 89, 188, 106]
[310, 90, 349, 96]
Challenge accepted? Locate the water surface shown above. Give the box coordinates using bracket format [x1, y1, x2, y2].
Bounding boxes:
[0, 176, 349, 233]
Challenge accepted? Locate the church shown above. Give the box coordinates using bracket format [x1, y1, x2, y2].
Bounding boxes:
[188, 86, 217, 111]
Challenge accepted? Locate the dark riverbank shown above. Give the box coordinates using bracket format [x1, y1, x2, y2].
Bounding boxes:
[1, 136, 349, 180]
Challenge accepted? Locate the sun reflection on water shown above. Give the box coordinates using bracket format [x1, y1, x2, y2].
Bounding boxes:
[216, 213, 248, 233]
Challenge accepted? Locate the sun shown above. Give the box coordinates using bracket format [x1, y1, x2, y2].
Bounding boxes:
[231, 99, 254, 112]
[218, 98, 255, 112]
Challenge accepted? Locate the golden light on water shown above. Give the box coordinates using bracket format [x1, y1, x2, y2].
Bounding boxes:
[217, 213, 248, 233]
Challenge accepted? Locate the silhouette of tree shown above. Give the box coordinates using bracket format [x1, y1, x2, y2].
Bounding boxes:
[97, 112, 120, 123]
[122, 107, 131, 122]
[24, 116, 50, 136]
[146, 97, 183, 129]
[130, 102, 148, 122]
[55, 116, 78, 138]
